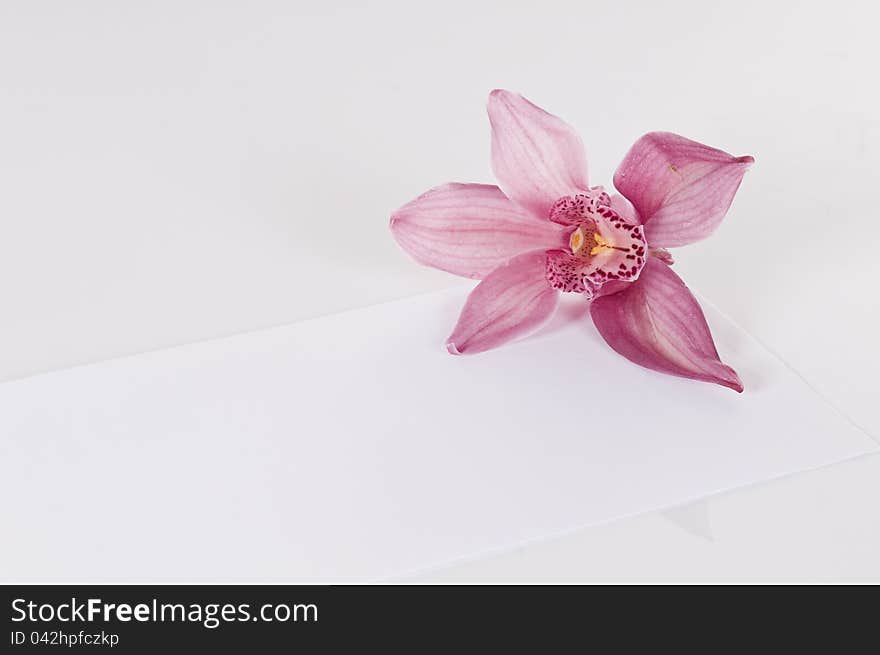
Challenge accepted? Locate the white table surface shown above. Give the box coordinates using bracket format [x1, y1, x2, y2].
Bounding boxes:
[2, 1, 878, 582]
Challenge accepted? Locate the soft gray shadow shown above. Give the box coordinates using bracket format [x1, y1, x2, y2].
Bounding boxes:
[661, 500, 715, 542]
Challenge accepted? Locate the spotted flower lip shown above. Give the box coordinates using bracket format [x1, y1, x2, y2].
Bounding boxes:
[390, 90, 754, 392]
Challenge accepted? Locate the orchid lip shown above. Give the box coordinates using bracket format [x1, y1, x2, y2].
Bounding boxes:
[546, 190, 648, 295]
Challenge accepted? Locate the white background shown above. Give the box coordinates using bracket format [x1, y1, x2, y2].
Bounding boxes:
[2, 1, 878, 580]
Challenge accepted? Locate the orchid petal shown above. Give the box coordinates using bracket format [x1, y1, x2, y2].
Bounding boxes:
[447, 251, 559, 355]
[390, 183, 566, 279]
[609, 193, 640, 224]
[488, 90, 590, 220]
[589, 258, 743, 391]
[613, 132, 753, 247]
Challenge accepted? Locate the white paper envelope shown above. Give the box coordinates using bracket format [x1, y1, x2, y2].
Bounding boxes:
[1, 287, 875, 581]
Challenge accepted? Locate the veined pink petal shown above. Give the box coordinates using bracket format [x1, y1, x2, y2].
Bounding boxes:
[390, 183, 566, 279]
[613, 132, 753, 247]
[589, 258, 743, 391]
[447, 251, 559, 355]
[488, 90, 590, 220]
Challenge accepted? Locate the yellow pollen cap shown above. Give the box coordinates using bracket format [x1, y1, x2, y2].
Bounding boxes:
[569, 228, 585, 254]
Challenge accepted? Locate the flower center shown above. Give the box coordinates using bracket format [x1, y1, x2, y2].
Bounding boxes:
[569, 226, 629, 257]
[545, 189, 648, 297]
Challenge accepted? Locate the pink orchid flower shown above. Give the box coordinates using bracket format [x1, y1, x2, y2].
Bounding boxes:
[390, 90, 754, 392]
